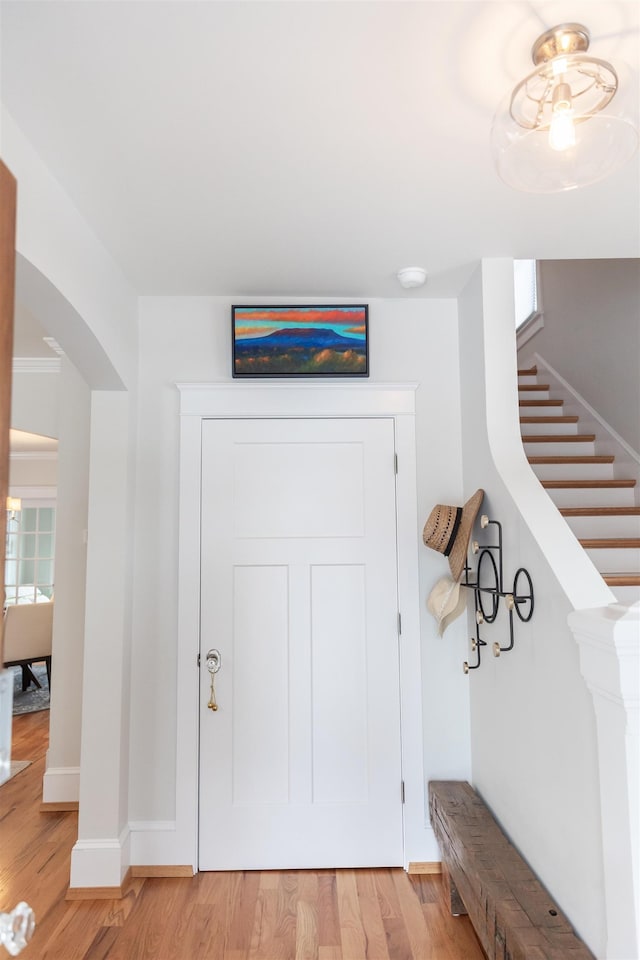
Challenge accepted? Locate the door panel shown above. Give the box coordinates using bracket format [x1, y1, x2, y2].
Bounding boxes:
[199, 417, 402, 870]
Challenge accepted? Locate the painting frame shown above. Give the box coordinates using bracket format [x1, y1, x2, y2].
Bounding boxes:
[231, 304, 369, 378]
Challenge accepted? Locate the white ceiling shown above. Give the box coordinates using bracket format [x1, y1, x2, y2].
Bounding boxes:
[1, 0, 639, 301]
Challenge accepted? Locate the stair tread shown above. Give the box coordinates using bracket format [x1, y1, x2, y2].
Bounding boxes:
[542, 479, 636, 488]
[518, 384, 550, 391]
[528, 455, 614, 464]
[522, 434, 595, 443]
[520, 416, 579, 424]
[604, 574, 640, 586]
[580, 538, 640, 548]
[517, 366, 538, 376]
[560, 507, 640, 517]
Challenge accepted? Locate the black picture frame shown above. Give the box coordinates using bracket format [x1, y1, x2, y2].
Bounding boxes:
[231, 304, 369, 378]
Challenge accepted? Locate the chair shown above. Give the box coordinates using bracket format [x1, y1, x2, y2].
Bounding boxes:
[2, 601, 53, 691]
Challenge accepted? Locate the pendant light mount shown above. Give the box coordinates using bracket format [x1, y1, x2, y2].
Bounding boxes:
[531, 23, 590, 65]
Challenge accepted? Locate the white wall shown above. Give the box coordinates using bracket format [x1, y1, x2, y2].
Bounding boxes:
[520, 259, 640, 453]
[130, 295, 472, 837]
[9, 455, 57, 488]
[44, 357, 90, 802]
[1, 107, 138, 390]
[461, 261, 608, 956]
[10, 369, 59, 440]
[1, 108, 142, 878]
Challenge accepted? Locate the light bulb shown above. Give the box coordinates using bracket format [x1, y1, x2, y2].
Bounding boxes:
[549, 110, 576, 150]
[549, 81, 575, 152]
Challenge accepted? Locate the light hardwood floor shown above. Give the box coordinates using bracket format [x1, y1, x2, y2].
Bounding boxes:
[3, 711, 485, 959]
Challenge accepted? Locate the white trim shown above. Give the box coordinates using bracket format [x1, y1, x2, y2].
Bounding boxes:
[42, 766, 80, 803]
[8, 486, 57, 501]
[129, 821, 182, 865]
[516, 311, 544, 351]
[69, 824, 131, 888]
[176, 381, 418, 418]
[175, 382, 427, 872]
[12, 357, 61, 375]
[129, 820, 177, 832]
[10, 452, 58, 462]
[570, 604, 640, 960]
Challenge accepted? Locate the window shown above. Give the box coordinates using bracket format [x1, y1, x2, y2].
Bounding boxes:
[514, 259, 543, 349]
[5, 505, 56, 605]
[514, 259, 538, 329]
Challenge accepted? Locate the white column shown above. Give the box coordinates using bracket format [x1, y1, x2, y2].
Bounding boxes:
[70, 390, 133, 889]
[570, 603, 640, 960]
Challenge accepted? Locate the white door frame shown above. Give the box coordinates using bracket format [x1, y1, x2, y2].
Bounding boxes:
[174, 382, 423, 872]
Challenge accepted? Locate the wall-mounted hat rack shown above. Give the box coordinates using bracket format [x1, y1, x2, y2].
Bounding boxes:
[459, 515, 534, 673]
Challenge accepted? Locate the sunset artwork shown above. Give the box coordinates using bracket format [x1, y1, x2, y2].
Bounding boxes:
[232, 305, 369, 377]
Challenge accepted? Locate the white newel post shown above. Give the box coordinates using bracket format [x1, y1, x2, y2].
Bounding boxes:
[570, 603, 640, 960]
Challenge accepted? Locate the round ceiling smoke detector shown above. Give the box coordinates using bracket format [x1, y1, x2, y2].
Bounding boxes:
[397, 267, 427, 289]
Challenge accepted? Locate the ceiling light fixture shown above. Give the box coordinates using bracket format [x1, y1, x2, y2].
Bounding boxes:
[397, 267, 427, 289]
[491, 23, 639, 192]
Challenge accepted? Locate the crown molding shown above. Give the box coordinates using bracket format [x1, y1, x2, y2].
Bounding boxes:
[10, 451, 58, 461]
[13, 357, 61, 374]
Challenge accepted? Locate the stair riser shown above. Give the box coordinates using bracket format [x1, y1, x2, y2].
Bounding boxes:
[519, 388, 550, 401]
[523, 440, 595, 457]
[517, 375, 539, 386]
[565, 516, 640, 539]
[584, 547, 640, 570]
[531, 462, 615, 481]
[519, 403, 565, 416]
[519, 421, 578, 436]
[544, 487, 637, 508]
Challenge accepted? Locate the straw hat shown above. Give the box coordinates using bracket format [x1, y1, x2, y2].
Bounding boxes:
[422, 489, 485, 582]
[427, 576, 468, 636]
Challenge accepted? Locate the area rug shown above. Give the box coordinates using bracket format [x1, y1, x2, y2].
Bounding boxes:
[11, 664, 50, 716]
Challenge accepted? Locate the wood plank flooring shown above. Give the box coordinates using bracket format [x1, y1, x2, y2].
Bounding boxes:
[2, 712, 485, 959]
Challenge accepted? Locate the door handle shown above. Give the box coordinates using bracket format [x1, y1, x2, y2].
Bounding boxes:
[205, 648, 221, 711]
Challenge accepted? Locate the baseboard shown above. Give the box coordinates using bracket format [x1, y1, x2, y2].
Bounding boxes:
[66, 868, 132, 901]
[42, 765, 80, 804]
[69, 825, 131, 890]
[40, 801, 79, 812]
[407, 861, 442, 875]
[131, 865, 194, 878]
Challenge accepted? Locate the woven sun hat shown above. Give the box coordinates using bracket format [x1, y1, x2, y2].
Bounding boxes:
[427, 576, 468, 636]
[422, 489, 485, 582]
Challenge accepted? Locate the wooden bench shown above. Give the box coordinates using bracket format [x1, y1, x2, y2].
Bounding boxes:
[429, 781, 595, 959]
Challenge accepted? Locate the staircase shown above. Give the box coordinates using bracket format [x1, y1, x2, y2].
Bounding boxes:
[518, 365, 640, 606]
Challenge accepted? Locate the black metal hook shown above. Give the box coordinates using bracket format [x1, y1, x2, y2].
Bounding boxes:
[458, 515, 534, 671]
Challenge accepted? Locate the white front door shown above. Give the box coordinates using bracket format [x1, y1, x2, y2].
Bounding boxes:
[198, 417, 403, 870]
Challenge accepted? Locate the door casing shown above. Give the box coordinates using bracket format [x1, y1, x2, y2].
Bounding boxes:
[174, 381, 424, 872]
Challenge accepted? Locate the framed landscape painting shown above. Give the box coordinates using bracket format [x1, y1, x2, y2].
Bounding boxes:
[232, 305, 369, 377]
